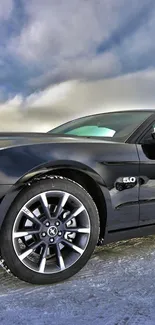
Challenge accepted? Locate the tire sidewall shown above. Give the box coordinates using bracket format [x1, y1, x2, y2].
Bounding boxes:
[0, 178, 100, 284]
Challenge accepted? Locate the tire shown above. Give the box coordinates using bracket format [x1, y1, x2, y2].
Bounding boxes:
[0, 177, 100, 284]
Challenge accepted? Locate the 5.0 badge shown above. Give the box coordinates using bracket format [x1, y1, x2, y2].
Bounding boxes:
[123, 177, 136, 183]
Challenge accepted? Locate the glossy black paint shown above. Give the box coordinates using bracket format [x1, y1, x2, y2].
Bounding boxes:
[0, 110, 155, 245]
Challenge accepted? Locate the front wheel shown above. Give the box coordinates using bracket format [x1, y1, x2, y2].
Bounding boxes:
[0, 177, 100, 284]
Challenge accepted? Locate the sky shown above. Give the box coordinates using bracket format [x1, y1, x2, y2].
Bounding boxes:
[0, 0, 155, 131]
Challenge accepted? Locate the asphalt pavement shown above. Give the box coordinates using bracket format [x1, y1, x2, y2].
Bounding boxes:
[1, 236, 155, 325]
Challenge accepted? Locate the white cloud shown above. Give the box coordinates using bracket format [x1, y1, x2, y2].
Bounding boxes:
[8, 0, 148, 88]
[26, 81, 73, 108]
[0, 0, 13, 20]
[0, 68, 155, 132]
[28, 51, 121, 88]
[5, 0, 154, 93]
[10, 0, 119, 61]
[117, 8, 155, 64]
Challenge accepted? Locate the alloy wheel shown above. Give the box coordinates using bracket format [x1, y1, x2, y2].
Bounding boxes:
[12, 190, 91, 274]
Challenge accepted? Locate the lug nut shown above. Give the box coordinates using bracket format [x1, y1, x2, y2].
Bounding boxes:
[58, 231, 62, 236]
[41, 232, 46, 237]
[55, 221, 60, 226]
[45, 222, 50, 227]
[49, 238, 54, 243]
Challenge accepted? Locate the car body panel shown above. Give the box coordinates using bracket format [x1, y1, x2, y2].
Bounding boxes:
[0, 110, 155, 246]
[0, 133, 139, 234]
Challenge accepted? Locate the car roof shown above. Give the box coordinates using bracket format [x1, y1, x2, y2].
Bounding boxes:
[106, 109, 155, 113]
[76, 109, 155, 120]
[89, 109, 155, 115]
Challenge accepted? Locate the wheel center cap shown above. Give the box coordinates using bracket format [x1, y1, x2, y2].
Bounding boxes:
[47, 226, 58, 237]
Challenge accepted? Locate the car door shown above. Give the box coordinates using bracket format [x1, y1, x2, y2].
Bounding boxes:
[136, 119, 155, 225]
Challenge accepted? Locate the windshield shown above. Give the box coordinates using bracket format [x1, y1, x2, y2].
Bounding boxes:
[48, 111, 152, 142]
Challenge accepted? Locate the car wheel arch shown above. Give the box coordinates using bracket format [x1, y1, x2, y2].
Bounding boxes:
[0, 164, 108, 240]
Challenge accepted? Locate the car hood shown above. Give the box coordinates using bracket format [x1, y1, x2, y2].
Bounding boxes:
[0, 132, 118, 149]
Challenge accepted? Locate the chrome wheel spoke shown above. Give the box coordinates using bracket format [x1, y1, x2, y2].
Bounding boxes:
[39, 244, 48, 273]
[54, 193, 70, 218]
[13, 229, 40, 239]
[22, 207, 42, 226]
[55, 243, 65, 270]
[13, 190, 90, 275]
[19, 241, 42, 261]
[40, 193, 51, 219]
[62, 239, 84, 255]
[65, 227, 90, 234]
[64, 205, 85, 224]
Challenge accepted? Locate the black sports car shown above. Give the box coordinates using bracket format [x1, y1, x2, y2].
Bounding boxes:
[0, 109, 155, 284]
